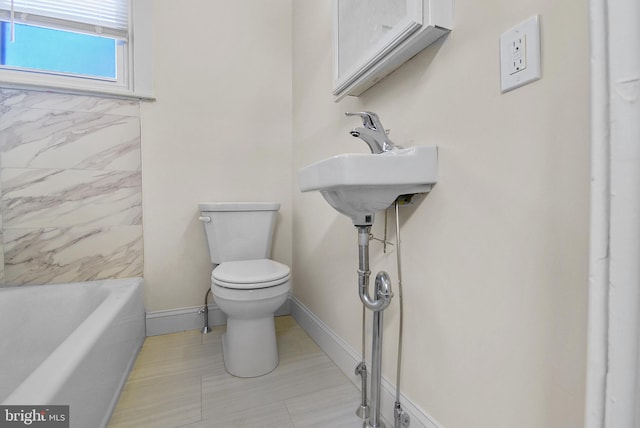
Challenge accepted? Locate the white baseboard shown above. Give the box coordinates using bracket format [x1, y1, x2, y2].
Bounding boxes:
[145, 297, 291, 336]
[290, 295, 442, 428]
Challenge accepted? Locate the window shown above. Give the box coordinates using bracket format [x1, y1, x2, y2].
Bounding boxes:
[0, 22, 118, 79]
[0, 0, 153, 99]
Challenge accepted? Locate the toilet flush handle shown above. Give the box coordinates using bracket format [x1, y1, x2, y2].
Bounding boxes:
[198, 216, 211, 223]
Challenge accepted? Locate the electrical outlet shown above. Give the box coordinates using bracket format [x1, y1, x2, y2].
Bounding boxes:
[500, 16, 541, 92]
[509, 35, 526, 74]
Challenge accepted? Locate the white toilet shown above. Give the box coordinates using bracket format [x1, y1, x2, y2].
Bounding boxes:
[198, 202, 290, 377]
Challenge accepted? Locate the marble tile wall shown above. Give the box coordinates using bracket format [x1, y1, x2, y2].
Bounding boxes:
[0, 89, 143, 286]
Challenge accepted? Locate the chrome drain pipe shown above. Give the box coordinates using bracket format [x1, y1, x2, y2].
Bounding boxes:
[357, 226, 393, 428]
[355, 360, 369, 418]
[355, 299, 370, 419]
[369, 271, 393, 428]
[357, 227, 392, 312]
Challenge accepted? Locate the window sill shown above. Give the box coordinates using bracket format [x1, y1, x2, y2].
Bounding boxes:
[0, 77, 155, 102]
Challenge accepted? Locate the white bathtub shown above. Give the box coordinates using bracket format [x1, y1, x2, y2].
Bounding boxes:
[0, 277, 145, 428]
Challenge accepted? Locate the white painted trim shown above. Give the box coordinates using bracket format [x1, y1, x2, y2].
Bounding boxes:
[585, 0, 610, 425]
[145, 298, 291, 337]
[145, 304, 225, 336]
[586, 0, 640, 425]
[290, 295, 442, 428]
[604, 0, 640, 423]
[290, 296, 362, 385]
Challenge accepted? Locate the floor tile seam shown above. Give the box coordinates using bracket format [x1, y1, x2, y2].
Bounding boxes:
[170, 375, 206, 428]
[144, 338, 207, 345]
[141, 338, 204, 347]
[281, 380, 356, 409]
[199, 374, 204, 428]
[282, 398, 297, 427]
[130, 354, 215, 370]
[278, 399, 298, 428]
[199, 355, 331, 384]
[277, 350, 329, 365]
[122, 370, 208, 386]
[198, 372, 350, 418]
[140, 342, 219, 354]
[127, 364, 218, 378]
[127, 347, 223, 376]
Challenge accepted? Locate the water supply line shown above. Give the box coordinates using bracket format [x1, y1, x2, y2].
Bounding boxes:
[199, 289, 213, 334]
[393, 201, 410, 428]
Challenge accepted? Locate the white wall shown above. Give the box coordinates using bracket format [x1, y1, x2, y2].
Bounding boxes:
[139, 1, 589, 425]
[141, 0, 293, 312]
[292, 1, 589, 427]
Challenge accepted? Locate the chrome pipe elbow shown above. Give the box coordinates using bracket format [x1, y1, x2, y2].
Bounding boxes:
[357, 226, 393, 312]
[359, 273, 392, 312]
[374, 271, 393, 311]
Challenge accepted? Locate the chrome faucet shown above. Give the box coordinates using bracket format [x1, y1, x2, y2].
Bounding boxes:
[346, 111, 402, 154]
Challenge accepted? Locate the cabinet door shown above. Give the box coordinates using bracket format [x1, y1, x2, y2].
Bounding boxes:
[332, 0, 451, 99]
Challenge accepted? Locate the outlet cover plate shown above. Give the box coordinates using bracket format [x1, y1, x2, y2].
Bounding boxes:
[500, 15, 541, 92]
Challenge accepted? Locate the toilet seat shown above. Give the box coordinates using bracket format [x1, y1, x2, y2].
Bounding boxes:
[212, 259, 290, 289]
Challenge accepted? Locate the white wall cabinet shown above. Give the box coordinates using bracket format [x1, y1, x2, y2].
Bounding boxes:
[333, 0, 452, 99]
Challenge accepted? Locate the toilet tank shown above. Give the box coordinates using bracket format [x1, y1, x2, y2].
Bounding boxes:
[198, 202, 280, 264]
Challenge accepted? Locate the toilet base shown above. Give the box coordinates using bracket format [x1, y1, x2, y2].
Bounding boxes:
[222, 315, 279, 377]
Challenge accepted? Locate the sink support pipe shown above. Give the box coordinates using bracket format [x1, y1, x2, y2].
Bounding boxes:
[357, 226, 393, 428]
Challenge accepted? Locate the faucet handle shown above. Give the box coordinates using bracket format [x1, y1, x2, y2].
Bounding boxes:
[345, 111, 384, 131]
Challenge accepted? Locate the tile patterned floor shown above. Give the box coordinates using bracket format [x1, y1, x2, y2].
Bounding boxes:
[108, 316, 368, 428]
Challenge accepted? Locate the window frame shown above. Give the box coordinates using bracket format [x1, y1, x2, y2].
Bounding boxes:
[0, 0, 153, 100]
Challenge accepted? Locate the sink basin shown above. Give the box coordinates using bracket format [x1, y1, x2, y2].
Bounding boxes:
[298, 146, 438, 226]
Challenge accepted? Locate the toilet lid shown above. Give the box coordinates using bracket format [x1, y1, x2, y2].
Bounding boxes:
[212, 259, 290, 289]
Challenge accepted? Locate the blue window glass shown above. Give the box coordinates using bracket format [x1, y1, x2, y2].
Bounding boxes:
[0, 21, 116, 79]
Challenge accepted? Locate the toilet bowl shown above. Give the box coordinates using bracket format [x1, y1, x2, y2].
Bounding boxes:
[211, 259, 290, 377]
[198, 202, 290, 378]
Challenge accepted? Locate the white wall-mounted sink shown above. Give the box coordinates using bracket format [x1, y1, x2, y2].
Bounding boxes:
[298, 146, 438, 226]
